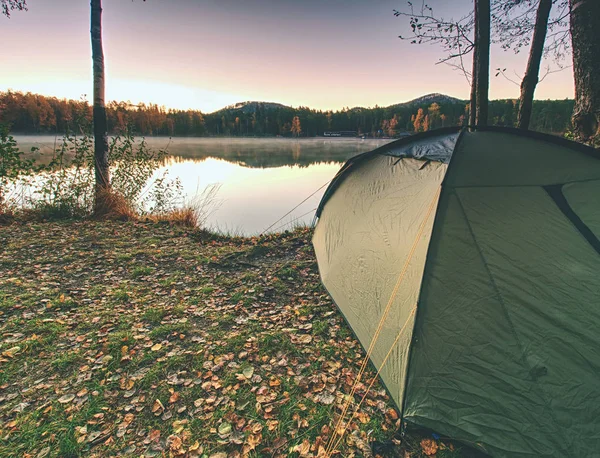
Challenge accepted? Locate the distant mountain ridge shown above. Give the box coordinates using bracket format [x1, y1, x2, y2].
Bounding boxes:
[217, 101, 289, 114]
[212, 93, 465, 114]
[390, 93, 465, 108]
[2, 90, 573, 137]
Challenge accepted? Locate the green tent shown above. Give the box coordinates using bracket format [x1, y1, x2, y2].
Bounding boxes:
[312, 126, 600, 457]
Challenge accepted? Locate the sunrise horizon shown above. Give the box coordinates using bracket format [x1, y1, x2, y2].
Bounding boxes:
[0, 0, 574, 114]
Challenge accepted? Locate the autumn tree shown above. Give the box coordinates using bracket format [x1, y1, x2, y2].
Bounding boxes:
[291, 116, 302, 137]
[428, 103, 441, 129]
[413, 108, 425, 132]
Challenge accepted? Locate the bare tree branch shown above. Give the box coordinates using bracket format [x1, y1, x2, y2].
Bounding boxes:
[538, 63, 571, 83]
[1, 0, 27, 18]
[394, 0, 571, 74]
[495, 68, 521, 86]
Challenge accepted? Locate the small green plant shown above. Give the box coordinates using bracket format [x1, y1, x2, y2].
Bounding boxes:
[230, 291, 244, 303]
[131, 265, 153, 278]
[312, 319, 329, 336]
[0, 125, 37, 215]
[112, 288, 130, 303]
[143, 307, 167, 325]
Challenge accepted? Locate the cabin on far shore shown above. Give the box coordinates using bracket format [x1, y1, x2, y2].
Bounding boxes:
[323, 131, 357, 137]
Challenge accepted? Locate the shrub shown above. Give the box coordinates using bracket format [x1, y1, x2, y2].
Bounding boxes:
[2, 128, 184, 219]
[0, 126, 37, 215]
[1, 126, 222, 227]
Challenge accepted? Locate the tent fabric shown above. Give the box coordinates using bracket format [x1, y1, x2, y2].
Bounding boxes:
[315, 127, 463, 218]
[312, 127, 600, 457]
[380, 131, 461, 163]
[312, 154, 450, 407]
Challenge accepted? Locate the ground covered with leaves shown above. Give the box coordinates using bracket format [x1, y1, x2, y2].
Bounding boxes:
[0, 221, 463, 458]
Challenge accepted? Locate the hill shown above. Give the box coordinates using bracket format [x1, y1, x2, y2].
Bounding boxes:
[390, 93, 465, 109]
[213, 93, 465, 115]
[213, 101, 289, 115]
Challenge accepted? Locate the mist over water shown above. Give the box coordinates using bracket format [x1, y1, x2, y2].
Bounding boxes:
[15, 136, 393, 234]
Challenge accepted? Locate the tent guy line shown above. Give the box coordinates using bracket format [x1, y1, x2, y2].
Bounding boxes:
[325, 185, 442, 457]
[260, 179, 332, 235]
[327, 306, 418, 457]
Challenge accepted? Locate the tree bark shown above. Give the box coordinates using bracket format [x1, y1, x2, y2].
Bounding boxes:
[475, 0, 490, 127]
[517, 0, 552, 130]
[91, 0, 110, 214]
[469, 0, 479, 129]
[570, 0, 600, 143]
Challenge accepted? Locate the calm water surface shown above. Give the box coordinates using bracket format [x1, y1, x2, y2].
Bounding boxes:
[15, 136, 393, 235]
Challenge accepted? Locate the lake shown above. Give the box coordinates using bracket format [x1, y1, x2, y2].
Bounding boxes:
[14, 136, 393, 235]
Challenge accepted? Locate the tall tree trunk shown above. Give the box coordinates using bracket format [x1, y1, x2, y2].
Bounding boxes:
[469, 0, 479, 129]
[475, 0, 490, 127]
[91, 0, 110, 214]
[517, 0, 552, 130]
[570, 0, 600, 143]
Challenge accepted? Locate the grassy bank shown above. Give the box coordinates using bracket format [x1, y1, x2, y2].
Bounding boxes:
[0, 221, 462, 457]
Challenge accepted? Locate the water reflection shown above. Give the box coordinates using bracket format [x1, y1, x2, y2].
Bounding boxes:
[160, 157, 342, 235]
[142, 137, 388, 168]
[15, 136, 393, 234]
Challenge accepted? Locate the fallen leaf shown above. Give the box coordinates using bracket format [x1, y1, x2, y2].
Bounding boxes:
[292, 438, 311, 456]
[172, 419, 188, 434]
[297, 335, 312, 344]
[386, 408, 399, 421]
[152, 399, 164, 414]
[315, 392, 335, 405]
[167, 434, 183, 451]
[218, 422, 232, 438]
[58, 394, 75, 404]
[242, 366, 254, 379]
[421, 438, 439, 456]
[2, 346, 21, 358]
[36, 446, 50, 458]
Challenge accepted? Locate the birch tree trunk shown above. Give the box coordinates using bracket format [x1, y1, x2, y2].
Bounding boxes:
[517, 0, 552, 130]
[91, 0, 110, 214]
[469, 0, 479, 129]
[475, 0, 490, 127]
[570, 0, 600, 143]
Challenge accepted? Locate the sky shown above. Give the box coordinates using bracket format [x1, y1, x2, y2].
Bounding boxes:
[0, 0, 574, 113]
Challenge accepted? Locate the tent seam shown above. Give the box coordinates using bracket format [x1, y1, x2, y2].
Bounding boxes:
[399, 127, 467, 425]
[543, 184, 600, 255]
[452, 189, 573, 455]
[452, 177, 600, 189]
[316, 127, 463, 217]
[317, 125, 600, 218]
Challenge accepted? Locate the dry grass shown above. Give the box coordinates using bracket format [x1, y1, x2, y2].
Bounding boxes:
[147, 183, 222, 228]
[148, 206, 199, 227]
[1, 183, 222, 232]
[93, 187, 137, 221]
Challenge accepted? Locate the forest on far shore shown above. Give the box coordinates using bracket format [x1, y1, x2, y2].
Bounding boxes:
[0, 90, 574, 138]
